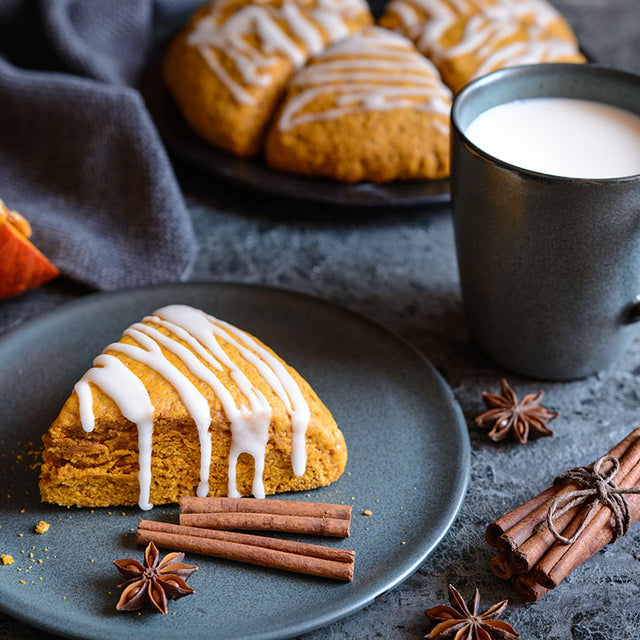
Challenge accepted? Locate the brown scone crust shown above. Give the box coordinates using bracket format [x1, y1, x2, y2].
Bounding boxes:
[379, 0, 585, 94]
[40, 311, 347, 508]
[164, 0, 372, 157]
[265, 27, 452, 182]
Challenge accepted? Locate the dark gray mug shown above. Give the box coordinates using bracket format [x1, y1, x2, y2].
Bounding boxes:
[451, 64, 640, 380]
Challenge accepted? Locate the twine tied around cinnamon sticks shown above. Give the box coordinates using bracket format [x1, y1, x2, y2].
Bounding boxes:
[546, 454, 640, 545]
[486, 428, 640, 601]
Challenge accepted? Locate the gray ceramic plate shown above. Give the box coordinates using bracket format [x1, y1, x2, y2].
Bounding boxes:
[0, 282, 469, 640]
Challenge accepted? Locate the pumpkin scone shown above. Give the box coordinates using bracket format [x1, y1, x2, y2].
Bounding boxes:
[380, 0, 585, 93]
[164, 0, 373, 157]
[265, 26, 452, 183]
[40, 304, 347, 509]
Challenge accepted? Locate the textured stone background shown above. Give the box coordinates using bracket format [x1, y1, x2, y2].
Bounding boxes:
[1, 1, 640, 638]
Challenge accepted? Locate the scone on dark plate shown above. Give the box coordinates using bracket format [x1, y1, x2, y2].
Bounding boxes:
[164, 0, 373, 157]
[380, 0, 585, 93]
[40, 304, 347, 509]
[265, 26, 452, 183]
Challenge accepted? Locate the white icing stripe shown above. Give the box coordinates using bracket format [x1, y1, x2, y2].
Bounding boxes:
[279, 85, 451, 130]
[199, 46, 256, 105]
[433, 14, 499, 59]
[387, 1, 420, 28]
[292, 71, 441, 86]
[282, 2, 324, 55]
[317, 0, 368, 19]
[308, 8, 350, 41]
[470, 37, 578, 80]
[276, 27, 452, 133]
[142, 315, 273, 499]
[73, 304, 311, 507]
[321, 46, 426, 60]
[155, 305, 311, 478]
[74, 354, 155, 510]
[211, 315, 312, 477]
[114, 328, 213, 436]
[292, 57, 439, 80]
[387, 0, 578, 71]
[186, 0, 367, 106]
[156, 307, 293, 411]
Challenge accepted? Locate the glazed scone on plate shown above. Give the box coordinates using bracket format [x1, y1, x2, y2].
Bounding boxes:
[265, 26, 452, 183]
[39, 305, 347, 509]
[380, 0, 585, 93]
[164, 0, 373, 157]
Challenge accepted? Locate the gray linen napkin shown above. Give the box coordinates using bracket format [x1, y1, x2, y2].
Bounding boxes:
[0, 0, 199, 290]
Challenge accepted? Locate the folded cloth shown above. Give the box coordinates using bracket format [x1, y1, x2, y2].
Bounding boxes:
[0, 0, 199, 290]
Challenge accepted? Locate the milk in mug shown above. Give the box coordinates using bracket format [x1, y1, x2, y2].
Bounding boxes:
[464, 98, 640, 179]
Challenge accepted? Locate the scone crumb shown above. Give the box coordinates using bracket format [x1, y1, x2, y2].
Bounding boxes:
[362, 509, 372, 516]
[1, 554, 14, 565]
[34, 521, 50, 534]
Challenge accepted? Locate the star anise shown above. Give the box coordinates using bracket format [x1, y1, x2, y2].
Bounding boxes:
[113, 541, 198, 614]
[475, 378, 558, 443]
[425, 584, 520, 640]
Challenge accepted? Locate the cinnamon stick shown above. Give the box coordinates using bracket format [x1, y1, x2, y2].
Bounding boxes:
[489, 429, 639, 552]
[139, 520, 354, 563]
[136, 520, 355, 581]
[509, 436, 640, 575]
[485, 486, 557, 549]
[532, 453, 640, 589]
[180, 496, 352, 521]
[489, 552, 514, 580]
[180, 511, 350, 537]
[511, 574, 549, 602]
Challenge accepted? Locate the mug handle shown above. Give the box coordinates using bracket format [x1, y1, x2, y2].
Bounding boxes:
[626, 294, 640, 323]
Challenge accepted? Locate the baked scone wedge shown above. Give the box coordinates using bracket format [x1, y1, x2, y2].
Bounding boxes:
[265, 26, 452, 182]
[40, 304, 347, 509]
[380, 0, 585, 93]
[164, 0, 373, 157]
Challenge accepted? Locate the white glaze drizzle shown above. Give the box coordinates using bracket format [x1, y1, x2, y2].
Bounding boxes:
[73, 305, 311, 507]
[470, 37, 578, 80]
[385, 0, 579, 74]
[203, 313, 312, 477]
[75, 354, 155, 510]
[186, 0, 368, 105]
[276, 27, 451, 132]
[427, 4, 573, 65]
[154, 305, 311, 488]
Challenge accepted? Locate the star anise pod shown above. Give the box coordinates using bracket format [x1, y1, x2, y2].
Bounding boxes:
[113, 541, 198, 614]
[425, 584, 520, 640]
[475, 378, 558, 443]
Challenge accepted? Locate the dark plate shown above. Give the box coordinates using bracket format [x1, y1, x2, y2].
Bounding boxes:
[0, 282, 469, 640]
[140, 52, 451, 208]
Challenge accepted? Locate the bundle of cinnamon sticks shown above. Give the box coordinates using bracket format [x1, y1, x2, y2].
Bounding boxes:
[486, 428, 640, 601]
[136, 496, 355, 581]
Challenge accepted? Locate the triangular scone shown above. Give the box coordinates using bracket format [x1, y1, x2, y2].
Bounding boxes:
[164, 0, 372, 157]
[379, 0, 584, 93]
[40, 305, 347, 509]
[265, 26, 452, 183]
